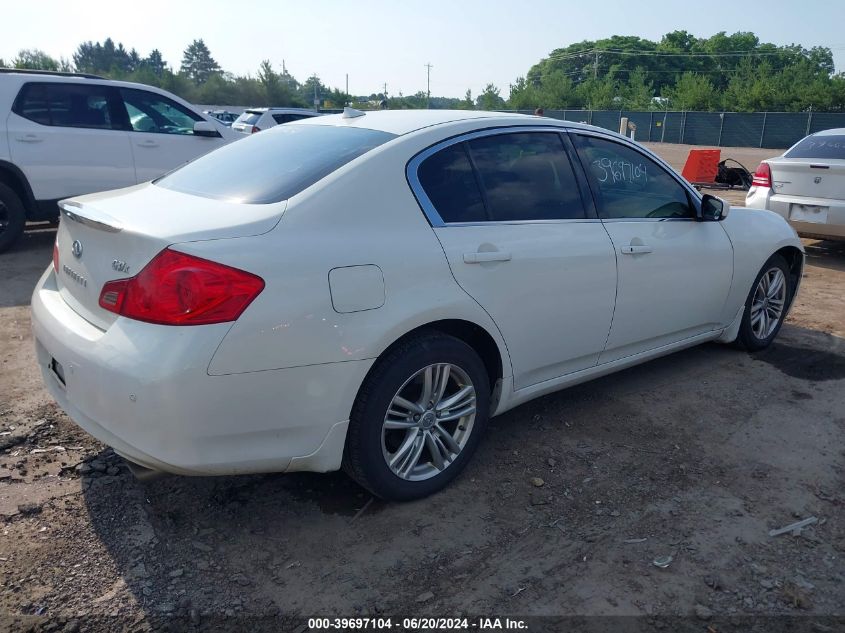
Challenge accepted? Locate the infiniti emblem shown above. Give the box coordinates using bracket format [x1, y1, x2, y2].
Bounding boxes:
[71, 240, 83, 259]
[814, 176, 822, 184]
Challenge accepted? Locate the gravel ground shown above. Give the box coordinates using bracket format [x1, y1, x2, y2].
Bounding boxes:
[0, 144, 843, 632]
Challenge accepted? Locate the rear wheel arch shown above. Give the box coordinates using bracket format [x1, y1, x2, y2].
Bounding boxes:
[0, 161, 36, 216]
[373, 319, 506, 397]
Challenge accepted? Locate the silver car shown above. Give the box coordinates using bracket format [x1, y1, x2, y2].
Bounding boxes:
[747, 128, 845, 240]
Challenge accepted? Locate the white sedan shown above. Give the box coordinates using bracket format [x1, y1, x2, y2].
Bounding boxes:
[747, 127, 845, 240]
[32, 110, 803, 500]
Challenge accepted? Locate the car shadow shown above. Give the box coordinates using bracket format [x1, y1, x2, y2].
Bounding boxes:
[0, 225, 55, 308]
[76, 322, 845, 624]
[802, 238, 845, 273]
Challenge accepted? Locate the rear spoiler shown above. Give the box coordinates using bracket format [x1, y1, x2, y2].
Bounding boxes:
[59, 200, 123, 233]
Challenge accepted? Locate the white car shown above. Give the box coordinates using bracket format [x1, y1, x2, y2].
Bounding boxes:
[747, 128, 845, 240]
[0, 69, 238, 251]
[32, 109, 803, 500]
[231, 107, 321, 134]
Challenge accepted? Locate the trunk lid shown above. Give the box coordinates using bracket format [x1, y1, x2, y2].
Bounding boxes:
[769, 157, 845, 200]
[54, 183, 284, 329]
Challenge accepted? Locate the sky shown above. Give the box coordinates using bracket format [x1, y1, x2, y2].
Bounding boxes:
[3, 0, 844, 99]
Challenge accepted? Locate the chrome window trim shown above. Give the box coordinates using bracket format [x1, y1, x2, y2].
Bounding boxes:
[433, 218, 603, 228]
[406, 125, 586, 228]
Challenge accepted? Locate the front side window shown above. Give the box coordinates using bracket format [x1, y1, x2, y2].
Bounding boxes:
[120, 88, 202, 135]
[575, 135, 694, 220]
[156, 124, 396, 203]
[13, 82, 117, 129]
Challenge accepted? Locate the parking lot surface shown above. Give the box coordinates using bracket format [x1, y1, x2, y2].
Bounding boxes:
[0, 144, 843, 630]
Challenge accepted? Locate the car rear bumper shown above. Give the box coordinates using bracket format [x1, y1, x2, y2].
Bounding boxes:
[746, 188, 845, 239]
[31, 267, 370, 476]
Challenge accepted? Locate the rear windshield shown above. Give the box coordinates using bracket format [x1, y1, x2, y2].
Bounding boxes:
[785, 135, 845, 159]
[156, 124, 396, 203]
[234, 111, 262, 125]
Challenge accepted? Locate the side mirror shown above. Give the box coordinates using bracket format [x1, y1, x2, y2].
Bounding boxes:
[701, 194, 729, 221]
[193, 120, 222, 138]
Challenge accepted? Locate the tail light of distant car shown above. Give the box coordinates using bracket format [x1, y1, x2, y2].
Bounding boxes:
[98, 248, 264, 326]
[752, 162, 773, 189]
[251, 126, 260, 134]
[53, 238, 59, 272]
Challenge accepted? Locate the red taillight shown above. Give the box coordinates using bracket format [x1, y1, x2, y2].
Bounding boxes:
[98, 248, 264, 326]
[752, 162, 772, 189]
[53, 239, 59, 272]
[251, 126, 260, 134]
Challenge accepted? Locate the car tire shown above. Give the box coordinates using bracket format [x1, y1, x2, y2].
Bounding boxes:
[0, 183, 26, 253]
[343, 332, 490, 501]
[735, 254, 791, 351]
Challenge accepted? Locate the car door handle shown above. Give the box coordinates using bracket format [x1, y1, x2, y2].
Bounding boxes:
[620, 245, 653, 255]
[463, 251, 512, 264]
[16, 134, 43, 143]
[137, 140, 159, 148]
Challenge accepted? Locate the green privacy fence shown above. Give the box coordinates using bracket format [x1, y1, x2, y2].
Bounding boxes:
[502, 109, 845, 149]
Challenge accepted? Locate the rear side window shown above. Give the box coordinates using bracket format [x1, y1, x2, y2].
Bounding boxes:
[416, 131, 585, 223]
[13, 82, 117, 129]
[785, 135, 845, 159]
[417, 144, 486, 223]
[272, 113, 312, 124]
[467, 133, 585, 221]
[157, 124, 396, 203]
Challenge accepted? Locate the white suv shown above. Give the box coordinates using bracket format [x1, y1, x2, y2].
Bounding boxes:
[0, 69, 238, 252]
[231, 107, 321, 134]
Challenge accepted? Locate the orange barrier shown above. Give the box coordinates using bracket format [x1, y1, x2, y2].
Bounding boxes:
[681, 149, 721, 184]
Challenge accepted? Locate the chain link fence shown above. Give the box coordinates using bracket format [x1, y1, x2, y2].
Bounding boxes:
[502, 109, 845, 149]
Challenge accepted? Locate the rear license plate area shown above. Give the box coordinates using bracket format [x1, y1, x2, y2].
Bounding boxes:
[789, 204, 828, 224]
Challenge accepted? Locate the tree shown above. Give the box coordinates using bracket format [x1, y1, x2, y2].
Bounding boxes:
[664, 72, 719, 110]
[300, 74, 326, 107]
[477, 83, 504, 110]
[622, 68, 655, 109]
[13, 49, 60, 71]
[577, 75, 618, 110]
[180, 39, 221, 85]
[143, 49, 167, 77]
[258, 60, 282, 105]
[457, 89, 474, 110]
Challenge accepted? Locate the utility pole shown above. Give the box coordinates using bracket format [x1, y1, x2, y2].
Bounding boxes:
[383, 82, 387, 98]
[593, 51, 598, 80]
[425, 63, 433, 109]
[345, 74, 349, 105]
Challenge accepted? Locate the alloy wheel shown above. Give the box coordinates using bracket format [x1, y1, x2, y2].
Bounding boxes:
[750, 267, 786, 340]
[381, 363, 477, 481]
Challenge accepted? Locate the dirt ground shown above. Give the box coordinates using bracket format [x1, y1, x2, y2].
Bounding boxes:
[0, 144, 843, 632]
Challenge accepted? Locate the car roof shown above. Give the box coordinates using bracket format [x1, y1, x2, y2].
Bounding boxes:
[811, 128, 845, 136]
[294, 109, 583, 136]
